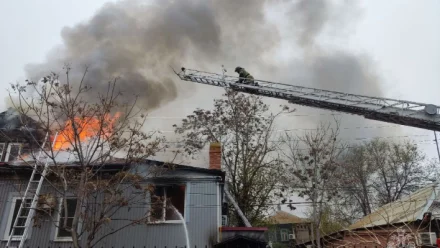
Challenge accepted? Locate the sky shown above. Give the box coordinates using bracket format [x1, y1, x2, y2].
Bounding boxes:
[0, 0, 439, 217]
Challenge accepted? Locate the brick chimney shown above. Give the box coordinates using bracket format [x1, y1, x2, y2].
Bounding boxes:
[209, 142, 222, 170]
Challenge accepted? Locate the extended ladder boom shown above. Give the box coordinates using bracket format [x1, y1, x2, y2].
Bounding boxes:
[175, 68, 440, 131]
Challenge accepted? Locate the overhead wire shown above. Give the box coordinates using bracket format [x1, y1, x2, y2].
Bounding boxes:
[0, 196, 435, 208]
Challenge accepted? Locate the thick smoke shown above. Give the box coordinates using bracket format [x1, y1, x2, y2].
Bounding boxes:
[25, 0, 225, 110]
[272, 0, 392, 140]
[24, 0, 283, 111]
[23, 0, 389, 141]
[290, 0, 329, 48]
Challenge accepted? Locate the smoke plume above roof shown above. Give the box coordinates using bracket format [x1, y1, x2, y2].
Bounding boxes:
[23, 0, 382, 116]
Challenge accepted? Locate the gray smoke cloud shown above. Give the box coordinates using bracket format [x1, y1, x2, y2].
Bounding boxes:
[25, 0, 225, 110]
[290, 0, 329, 48]
[272, 0, 394, 140]
[23, 0, 390, 140]
[24, 0, 282, 111]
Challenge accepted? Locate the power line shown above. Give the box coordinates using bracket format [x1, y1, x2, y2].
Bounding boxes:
[0, 124, 404, 132]
[156, 140, 438, 153]
[160, 135, 433, 143]
[0, 197, 435, 208]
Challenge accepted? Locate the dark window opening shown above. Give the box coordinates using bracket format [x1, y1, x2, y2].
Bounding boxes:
[150, 185, 186, 222]
[9, 198, 32, 237]
[5, 143, 22, 162]
[57, 198, 77, 238]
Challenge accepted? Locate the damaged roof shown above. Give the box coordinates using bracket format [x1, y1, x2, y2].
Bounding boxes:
[348, 183, 439, 230]
[0, 108, 45, 143]
[0, 158, 225, 178]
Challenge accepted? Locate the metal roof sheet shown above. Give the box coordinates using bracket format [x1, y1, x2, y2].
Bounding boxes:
[348, 183, 438, 230]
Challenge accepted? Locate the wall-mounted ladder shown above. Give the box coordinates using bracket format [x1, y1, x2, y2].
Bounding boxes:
[6, 132, 58, 248]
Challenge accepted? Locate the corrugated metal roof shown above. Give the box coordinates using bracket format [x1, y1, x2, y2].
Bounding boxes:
[1, 159, 224, 177]
[348, 183, 439, 230]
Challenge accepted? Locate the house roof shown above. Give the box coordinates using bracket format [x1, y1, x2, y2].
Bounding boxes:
[0, 159, 225, 178]
[269, 211, 307, 224]
[348, 183, 439, 230]
[0, 108, 45, 143]
[145, 159, 225, 177]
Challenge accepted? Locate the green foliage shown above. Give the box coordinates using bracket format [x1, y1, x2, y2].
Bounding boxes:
[317, 206, 345, 235]
[272, 242, 289, 248]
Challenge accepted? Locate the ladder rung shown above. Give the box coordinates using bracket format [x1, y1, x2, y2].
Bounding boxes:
[6, 133, 52, 248]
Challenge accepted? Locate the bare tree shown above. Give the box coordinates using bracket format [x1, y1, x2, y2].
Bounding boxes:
[281, 121, 346, 248]
[7, 67, 167, 248]
[337, 139, 435, 216]
[322, 138, 437, 236]
[337, 144, 377, 218]
[173, 89, 289, 226]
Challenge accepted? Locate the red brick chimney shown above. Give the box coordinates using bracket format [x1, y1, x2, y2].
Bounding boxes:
[209, 142, 222, 170]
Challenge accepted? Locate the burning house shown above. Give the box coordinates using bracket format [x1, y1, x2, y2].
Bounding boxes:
[0, 108, 46, 164]
[0, 109, 227, 248]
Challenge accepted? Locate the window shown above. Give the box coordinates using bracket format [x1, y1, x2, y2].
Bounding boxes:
[55, 198, 78, 240]
[280, 229, 289, 241]
[4, 197, 32, 240]
[0, 143, 5, 161]
[4, 143, 23, 162]
[150, 185, 186, 222]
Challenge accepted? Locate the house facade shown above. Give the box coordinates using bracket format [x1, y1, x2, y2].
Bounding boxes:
[266, 211, 312, 247]
[0, 108, 231, 248]
[0, 160, 225, 248]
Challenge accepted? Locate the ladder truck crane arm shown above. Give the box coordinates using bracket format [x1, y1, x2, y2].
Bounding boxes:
[175, 67, 440, 132]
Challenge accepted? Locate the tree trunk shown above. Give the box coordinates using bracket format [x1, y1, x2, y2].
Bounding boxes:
[311, 202, 317, 247]
[71, 170, 87, 248]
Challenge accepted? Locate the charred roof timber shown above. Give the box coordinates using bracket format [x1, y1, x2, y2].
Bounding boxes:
[0, 108, 46, 145]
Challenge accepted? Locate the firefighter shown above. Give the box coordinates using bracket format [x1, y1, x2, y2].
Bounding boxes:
[235, 67, 254, 85]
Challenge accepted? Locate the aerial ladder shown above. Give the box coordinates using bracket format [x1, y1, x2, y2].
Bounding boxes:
[175, 67, 440, 132]
[174, 67, 440, 227]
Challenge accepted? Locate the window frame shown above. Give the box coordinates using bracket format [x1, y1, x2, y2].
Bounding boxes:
[148, 185, 186, 224]
[0, 143, 5, 161]
[280, 228, 289, 242]
[54, 197, 79, 242]
[4, 143, 23, 162]
[3, 197, 32, 241]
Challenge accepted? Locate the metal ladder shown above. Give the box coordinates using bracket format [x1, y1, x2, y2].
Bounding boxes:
[6, 132, 58, 248]
[174, 67, 440, 131]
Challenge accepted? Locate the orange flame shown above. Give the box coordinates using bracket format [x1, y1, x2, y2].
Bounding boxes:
[53, 113, 121, 150]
